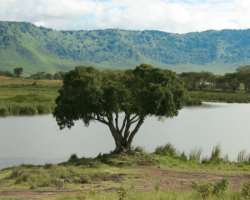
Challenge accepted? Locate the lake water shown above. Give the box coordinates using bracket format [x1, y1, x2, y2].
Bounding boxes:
[0, 102, 250, 169]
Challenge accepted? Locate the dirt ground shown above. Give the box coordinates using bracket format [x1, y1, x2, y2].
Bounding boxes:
[1, 166, 250, 199]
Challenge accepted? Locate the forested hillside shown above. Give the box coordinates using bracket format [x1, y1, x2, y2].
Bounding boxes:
[1, 21, 250, 73]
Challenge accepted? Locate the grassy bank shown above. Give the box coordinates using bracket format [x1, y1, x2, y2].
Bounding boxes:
[189, 90, 250, 103]
[1, 145, 250, 199]
[0, 76, 60, 116]
[1, 77, 250, 117]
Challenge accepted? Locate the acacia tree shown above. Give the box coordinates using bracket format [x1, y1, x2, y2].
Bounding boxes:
[13, 67, 23, 77]
[53, 64, 185, 153]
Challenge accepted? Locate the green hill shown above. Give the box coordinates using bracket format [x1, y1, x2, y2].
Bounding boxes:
[1, 21, 250, 74]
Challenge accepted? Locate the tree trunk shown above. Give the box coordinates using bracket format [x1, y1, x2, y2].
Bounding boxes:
[107, 115, 145, 154]
[113, 139, 132, 153]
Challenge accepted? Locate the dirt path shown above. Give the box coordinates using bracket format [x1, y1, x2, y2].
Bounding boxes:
[136, 167, 250, 192]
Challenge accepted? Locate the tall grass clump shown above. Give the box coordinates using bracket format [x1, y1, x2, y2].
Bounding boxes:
[241, 182, 250, 199]
[154, 143, 178, 157]
[189, 149, 202, 163]
[202, 145, 224, 164]
[192, 179, 229, 199]
[237, 150, 250, 163]
[210, 145, 222, 162]
[0, 103, 53, 116]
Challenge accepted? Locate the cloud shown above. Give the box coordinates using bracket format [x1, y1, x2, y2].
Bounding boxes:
[0, 0, 250, 33]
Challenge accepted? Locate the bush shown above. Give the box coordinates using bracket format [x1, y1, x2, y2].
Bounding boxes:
[117, 186, 128, 200]
[210, 145, 222, 163]
[192, 179, 229, 199]
[213, 179, 229, 197]
[241, 182, 250, 199]
[154, 143, 177, 157]
[192, 182, 214, 199]
[189, 149, 202, 162]
[0, 107, 9, 116]
[68, 154, 79, 163]
[180, 152, 188, 161]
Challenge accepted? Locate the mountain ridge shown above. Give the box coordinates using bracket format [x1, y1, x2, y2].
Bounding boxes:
[1, 21, 250, 74]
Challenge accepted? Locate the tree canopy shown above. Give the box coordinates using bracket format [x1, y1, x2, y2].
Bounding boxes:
[53, 64, 185, 153]
[13, 67, 23, 77]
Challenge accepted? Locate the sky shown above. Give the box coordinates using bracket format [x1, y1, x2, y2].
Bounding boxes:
[0, 0, 250, 33]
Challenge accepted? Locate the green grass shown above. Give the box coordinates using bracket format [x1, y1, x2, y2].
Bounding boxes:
[49, 191, 243, 200]
[0, 77, 60, 116]
[1, 146, 250, 199]
[0, 192, 242, 200]
[189, 90, 250, 103]
[1, 76, 250, 117]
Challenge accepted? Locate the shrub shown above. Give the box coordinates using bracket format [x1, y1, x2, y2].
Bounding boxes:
[189, 149, 202, 162]
[0, 107, 9, 116]
[180, 152, 188, 161]
[78, 175, 91, 184]
[192, 179, 229, 199]
[210, 145, 222, 163]
[117, 186, 128, 200]
[192, 182, 214, 199]
[213, 179, 229, 197]
[68, 154, 79, 163]
[154, 143, 177, 157]
[241, 182, 250, 199]
[53, 178, 64, 190]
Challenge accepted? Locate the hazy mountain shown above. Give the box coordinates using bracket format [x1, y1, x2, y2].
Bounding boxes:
[1, 21, 250, 74]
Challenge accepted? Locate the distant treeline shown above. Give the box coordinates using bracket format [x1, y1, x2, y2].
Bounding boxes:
[179, 65, 250, 92]
[0, 68, 64, 80]
[2, 65, 250, 92]
[0, 70, 15, 77]
[28, 71, 64, 80]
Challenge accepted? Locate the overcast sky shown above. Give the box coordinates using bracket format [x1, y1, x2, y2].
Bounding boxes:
[0, 0, 250, 33]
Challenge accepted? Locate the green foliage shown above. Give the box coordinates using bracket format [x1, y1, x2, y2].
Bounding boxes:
[192, 179, 229, 199]
[213, 179, 229, 197]
[68, 154, 79, 163]
[2, 21, 250, 73]
[210, 145, 223, 164]
[154, 143, 177, 157]
[13, 68, 23, 77]
[54, 65, 185, 152]
[237, 151, 250, 163]
[192, 182, 214, 199]
[0, 103, 54, 116]
[189, 149, 202, 162]
[189, 91, 250, 103]
[0, 79, 59, 116]
[0, 70, 13, 77]
[7, 165, 120, 189]
[28, 71, 64, 80]
[241, 182, 250, 200]
[117, 186, 128, 200]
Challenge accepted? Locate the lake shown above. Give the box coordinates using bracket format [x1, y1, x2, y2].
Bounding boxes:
[0, 102, 249, 169]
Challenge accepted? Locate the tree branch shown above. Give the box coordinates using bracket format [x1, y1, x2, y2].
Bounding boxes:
[127, 117, 145, 145]
[129, 114, 139, 122]
[94, 115, 109, 125]
[115, 112, 119, 131]
[123, 115, 132, 141]
[120, 113, 128, 133]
